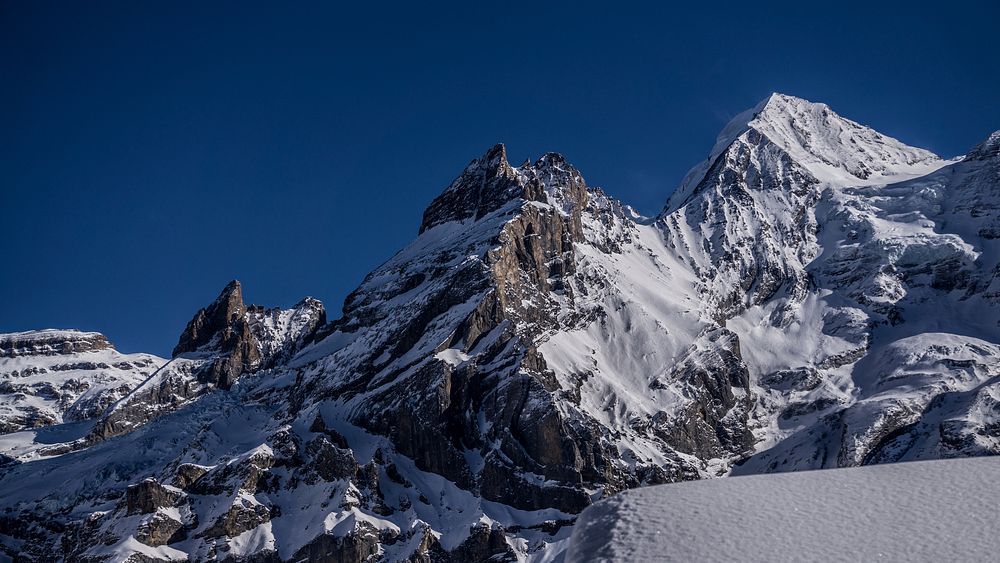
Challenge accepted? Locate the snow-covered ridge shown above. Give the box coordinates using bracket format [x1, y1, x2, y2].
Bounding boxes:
[748, 93, 942, 181]
[968, 129, 1000, 160]
[667, 93, 946, 211]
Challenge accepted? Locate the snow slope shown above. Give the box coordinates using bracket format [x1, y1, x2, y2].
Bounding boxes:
[566, 456, 1000, 562]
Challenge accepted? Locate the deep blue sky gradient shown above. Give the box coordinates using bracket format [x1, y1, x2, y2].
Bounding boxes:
[3, 1, 999, 355]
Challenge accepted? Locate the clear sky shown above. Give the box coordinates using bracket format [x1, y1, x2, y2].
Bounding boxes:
[3, 1, 999, 356]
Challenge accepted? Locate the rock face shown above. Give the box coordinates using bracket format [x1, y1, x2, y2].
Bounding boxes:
[0, 330, 113, 358]
[1, 94, 999, 562]
[419, 143, 525, 233]
[328, 148, 625, 515]
[174, 280, 262, 389]
[125, 478, 181, 515]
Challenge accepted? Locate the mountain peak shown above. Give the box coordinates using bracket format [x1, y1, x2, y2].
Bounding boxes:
[480, 142, 508, 167]
[172, 280, 247, 357]
[523, 151, 589, 218]
[759, 91, 824, 112]
[418, 144, 591, 234]
[418, 144, 521, 234]
[667, 94, 944, 212]
[746, 93, 941, 181]
[751, 92, 842, 132]
[968, 130, 1000, 160]
[687, 93, 824, 174]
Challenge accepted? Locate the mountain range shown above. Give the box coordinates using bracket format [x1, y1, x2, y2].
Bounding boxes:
[2, 93, 999, 562]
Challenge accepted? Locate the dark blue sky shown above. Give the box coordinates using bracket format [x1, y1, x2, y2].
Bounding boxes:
[3, 1, 999, 355]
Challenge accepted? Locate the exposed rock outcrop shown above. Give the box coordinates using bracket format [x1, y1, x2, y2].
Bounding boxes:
[125, 478, 181, 515]
[173, 280, 261, 389]
[0, 330, 113, 358]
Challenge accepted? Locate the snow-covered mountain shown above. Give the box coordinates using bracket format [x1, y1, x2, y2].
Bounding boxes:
[1, 93, 998, 562]
[0, 330, 164, 437]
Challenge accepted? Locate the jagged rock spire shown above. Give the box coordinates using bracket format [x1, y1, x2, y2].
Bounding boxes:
[418, 143, 592, 236]
[171, 280, 260, 389]
[173, 280, 247, 357]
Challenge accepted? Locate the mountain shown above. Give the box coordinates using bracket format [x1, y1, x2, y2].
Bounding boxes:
[1, 93, 998, 562]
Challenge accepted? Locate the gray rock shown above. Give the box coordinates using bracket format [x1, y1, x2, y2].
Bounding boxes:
[125, 478, 180, 515]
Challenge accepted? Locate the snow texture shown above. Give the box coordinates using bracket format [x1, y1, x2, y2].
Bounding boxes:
[566, 456, 1000, 562]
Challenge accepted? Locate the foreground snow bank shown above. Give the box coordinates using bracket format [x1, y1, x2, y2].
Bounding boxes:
[565, 456, 1000, 562]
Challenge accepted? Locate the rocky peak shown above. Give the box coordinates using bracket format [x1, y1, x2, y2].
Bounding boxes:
[418, 143, 591, 246]
[285, 297, 326, 332]
[520, 152, 590, 221]
[0, 329, 113, 358]
[88, 282, 324, 442]
[173, 280, 247, 357]
[248, 296, 327, 367]
[967, 130, 1000, 161]
[418, 143, 524, 234]
[171, 280, 259, 389]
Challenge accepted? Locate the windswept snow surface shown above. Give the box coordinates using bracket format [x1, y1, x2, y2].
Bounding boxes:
[566, 456, 1000, 563]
